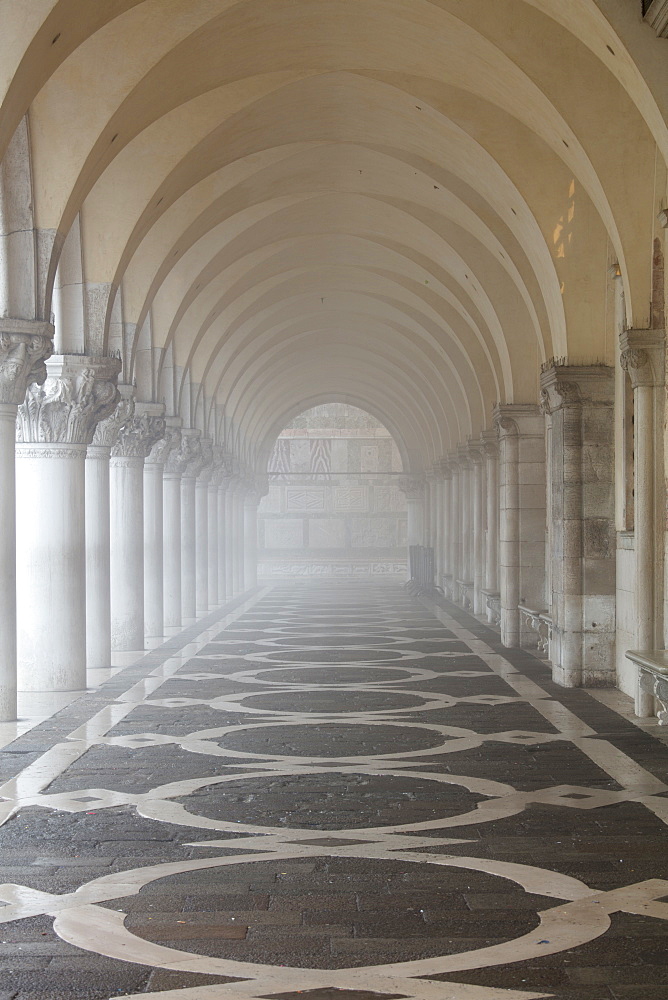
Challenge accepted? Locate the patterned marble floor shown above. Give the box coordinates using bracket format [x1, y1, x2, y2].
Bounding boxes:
[0, 584, 667, 1000]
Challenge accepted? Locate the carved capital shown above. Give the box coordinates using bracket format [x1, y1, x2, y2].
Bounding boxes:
[480, 431, 498, 460]
[92, 385, 135, 449]
[146, 425, 179, 466]
[164, 429, 200, 476]
[111, 412, 166, 460]
[619, 329, 664, 389]
[195, 438, 215, 482]
[539, 379, 582, 415]
[182, 431, 205, 479]
[398, 475, 425, 500]
[16, 354, 121, 446]
[0, 320, 54, 405]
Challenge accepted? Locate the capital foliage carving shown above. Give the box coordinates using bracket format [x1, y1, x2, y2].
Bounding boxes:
[398, 475, 425, 500]
[0, 325, 54, 405]
[111, 413, 166, 459]
[16, 356, 121, 445]
[164, 430, 199, 476]
[92, 393, 135, 449]
[146, 425, 179, 466]
[539, 379, 582, 416]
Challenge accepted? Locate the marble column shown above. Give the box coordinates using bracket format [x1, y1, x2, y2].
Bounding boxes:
[437, 460, 452, 594]
[16, 354, 120, 692]
[447, 458, 461, 599]
[217, 464, 233, 604]
[619, 331, 665, 714]
[481, 432, 499, 622]
[458, 446, 473, 601]
[207, 448, 224, 609]
[225, 483, 236, 598]
[195, 438, 214, 618]
[110, 400, 165, 651]
[143, 426, 178, 638]
[85, 391, 135, 669]
[399, 476, 425, 581]
[540, 364, 616, 687]
[493, 404, 546, 649]
[180, 429, 202, 621]
[470, 443, 485, 615]
[233, 483, 246, 596]
[162, 425, 198, 629]
[244, 489, 260, 591]
[431, 466, 444, 589]
[0, 321, 53, 718]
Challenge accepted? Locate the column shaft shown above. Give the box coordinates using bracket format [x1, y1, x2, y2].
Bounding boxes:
[181, 476, 197, 619]
[144, 462, 164, 637]
[195, 480, 209, 617]
[110, 456, 145, 650]
[244, 501, 258, 590]
[208, 485, 219, 607]
[225, 490, 235, 597]
[163, 473, 182, 627]
[85, 447, 111, 668]
[0, 406, 17, 716]
[17, 444, 88, 690]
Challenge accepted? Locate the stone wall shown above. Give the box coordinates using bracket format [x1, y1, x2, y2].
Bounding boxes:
[258, 404, 407, 579]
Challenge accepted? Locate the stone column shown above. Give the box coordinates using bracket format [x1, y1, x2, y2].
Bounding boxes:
[481, 432, 499, 622]
[207, 448, 224, 608]
[458, 446, 473, 600]
[162, 425, 198, 628]
[243, 487, 260, 591]
[447, 457, 460, 599]
[86, 390, 135, 669]
[540, 364, 616, 687]
[109, 400, 165, 651]
[233, 481, 246, 596]
[16, 354, 120, 692]
[437, 460, 452, 593]
[180, 429, 202, 621]
[493, 404, 546, 649]
[143, 426, 178, 638]
[0, 321, 53, 718]
[431, 466, 444, 588]
[619, 331, 665, 714]
[225, 482, 236, 598]
[399, 476, 425, 580]
[470, 443, 485, 615]
[195, 438, 214, 618]
[217, 462, 233, 603]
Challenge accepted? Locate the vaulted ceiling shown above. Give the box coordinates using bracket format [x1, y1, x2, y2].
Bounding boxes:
[1, 0, 667, 470]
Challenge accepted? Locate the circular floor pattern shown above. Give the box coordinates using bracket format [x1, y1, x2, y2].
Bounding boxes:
[213, 721, 451, 758]
[174, 771, 487, 830]
[225, 664, 440, 687]
[125, 856, 543, 968]
[230, 688, 441, 715]
[245, 648, 424, 664]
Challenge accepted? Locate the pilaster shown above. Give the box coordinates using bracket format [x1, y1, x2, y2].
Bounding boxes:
[493, 403, 546, 649]
[540, 364, 616, 687]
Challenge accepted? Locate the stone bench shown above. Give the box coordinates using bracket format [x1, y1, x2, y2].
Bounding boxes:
[625, 650, 668, 723]
[518, 604, 552, 657]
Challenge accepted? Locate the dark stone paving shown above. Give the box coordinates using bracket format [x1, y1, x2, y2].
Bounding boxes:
[0, 583, 667, 998]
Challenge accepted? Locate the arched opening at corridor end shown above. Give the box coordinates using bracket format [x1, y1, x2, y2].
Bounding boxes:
[258, 403, 408, 581]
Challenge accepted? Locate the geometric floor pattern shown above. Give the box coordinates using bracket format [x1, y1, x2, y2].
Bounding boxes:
[0, 584, 667, 999]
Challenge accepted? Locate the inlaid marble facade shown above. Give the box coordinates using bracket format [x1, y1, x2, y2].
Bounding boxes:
[258, 405, 407, 578]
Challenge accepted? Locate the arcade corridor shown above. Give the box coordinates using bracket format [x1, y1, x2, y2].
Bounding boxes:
[0, 584, 666, 999]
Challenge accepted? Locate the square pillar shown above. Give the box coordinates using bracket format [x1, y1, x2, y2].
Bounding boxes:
[493, 404, 546, 648]
[541, 365, 616, 687]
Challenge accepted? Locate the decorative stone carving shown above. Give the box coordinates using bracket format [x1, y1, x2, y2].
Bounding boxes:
[0, 320, 54, 405]
[92, 390, 135, 450]
[16, 354, 121, 445]
[480, 431, 498, 459]
[194, 438, 215, 482]
[164, 429, 199, 476]
[146, 425, 179, 466]
[619, 330, 664, 388]
[398, 475, 425, 500]
[111, 412, 166, 460]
